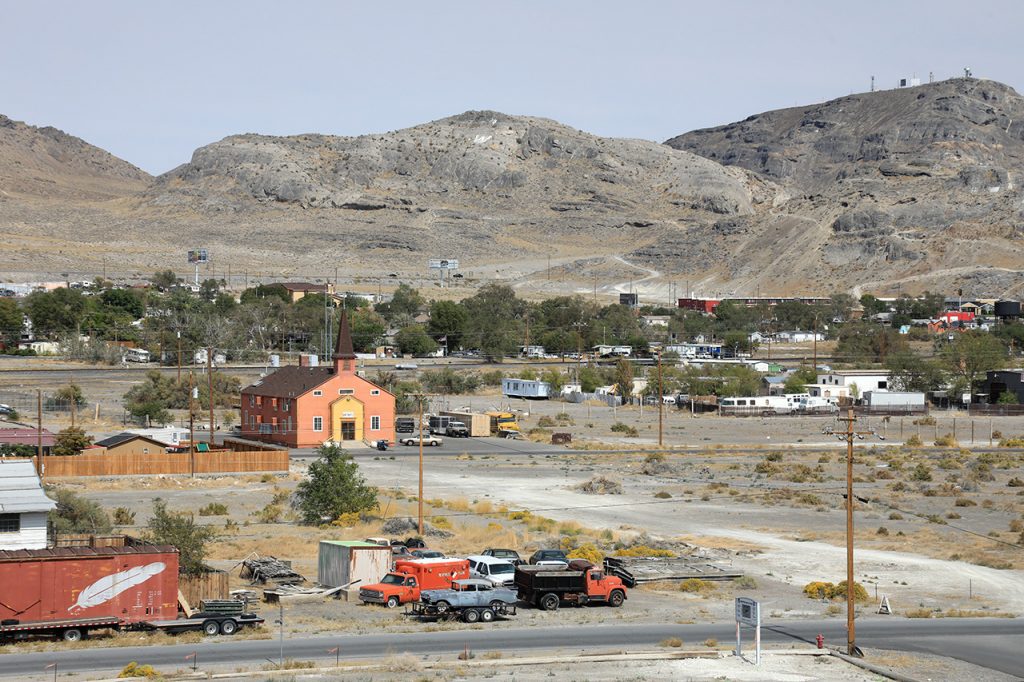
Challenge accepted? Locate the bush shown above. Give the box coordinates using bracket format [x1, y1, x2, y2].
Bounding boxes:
[734, 576, 758, 590]
[536, 416, 557, 428]
[146, 498, 218, 576]
[954, 498, 977, 507]
[934, 434, 958, 447]
[913, 416, 936, 426]
[877, 526, 889, 535]
[680, 578, 714, 593]
[1008, 477, 1024, 487]
[653, 491, 672, 499]
[253, 504, 283, 523]
[112, 507, 136, 525]
[904, 434, 923, 447]
[765, 452, 783, 462]
[614, 545, 674, 558]
[802, 580, 869, 603]
[566, 543, 603, 564]
[48, 488, 112, 535]
[199, 502, 228, 516]
[910, 463, 933, 481]
[118, 662, 159, 678]
[610, 422, 639, 437]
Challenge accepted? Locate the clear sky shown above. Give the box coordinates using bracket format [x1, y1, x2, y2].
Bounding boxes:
[2, 1, 1020, 175]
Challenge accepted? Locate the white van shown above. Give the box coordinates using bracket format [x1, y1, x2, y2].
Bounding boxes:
[466, 555, 516, 588]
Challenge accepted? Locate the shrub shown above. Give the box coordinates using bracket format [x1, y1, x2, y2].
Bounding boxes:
[112, 507, 136, 525]
[913, 416, 936, 426]
[614, 545, 675, 558]
[146, 498, 217, 576]
[653, 491, 672, 499]
[610, 422, 639, 437]
[734, 576, 757, 590]
[802, 580, 869, 603]
[660, 637, 683, 648]
[765, 452, 783, 462]
[118, 662, 159, 678]
[934, 434, 958, 447]
[954, 498, 977, 507]
[566, 543, 603, 564]
[704, 638, 718, 648]
[754, 460, 777, 475]
[1008, 477, 1024, 487]
[198, 502, 228, 516]
[998, 437, 1024, 447]
[905, 434, 923, 447]
[680, 578, 714, 593]
[877, 526, 889, 535]
[536, 416, 557, 428]
[888, 512, 904, 520]
[910, 463, 933, 482]
[48, 488, 112, 535]
[252, 504, 283, 524]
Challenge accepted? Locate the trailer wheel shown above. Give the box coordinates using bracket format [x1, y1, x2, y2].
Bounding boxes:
[480, 608, 495, 623]
[62, 628, 83, 642]
[489, 600, 504, 611]
[386, 595, 400, 609]
[540, 593, 560, 611]
[219, 619, 238, 635]
[463, 608, 480, 623]
[203, 620, 220, 636]
[609, 590, 625, 607]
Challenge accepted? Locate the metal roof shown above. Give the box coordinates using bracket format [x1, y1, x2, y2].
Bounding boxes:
[0, 544, 178, 562]
[0, 458, 56, 514]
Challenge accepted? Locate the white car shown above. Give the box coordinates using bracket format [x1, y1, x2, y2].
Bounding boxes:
[398, 433, 442, 446]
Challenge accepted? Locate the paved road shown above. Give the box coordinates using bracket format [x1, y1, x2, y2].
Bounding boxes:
[1, 617, 1022, 678]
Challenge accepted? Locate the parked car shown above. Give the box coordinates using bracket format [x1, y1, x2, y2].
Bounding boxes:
[0, 404, 13, 415]
[398, 432, 443, 446]
[467, 555, 516, 587]
[395, 417, 416, 434]
[414, 578, 518, 622]
[481, 548, 523, 565]
[444, 421, 470, 438]
[528, 549, 569, 567]
[410, 549, 446, 559]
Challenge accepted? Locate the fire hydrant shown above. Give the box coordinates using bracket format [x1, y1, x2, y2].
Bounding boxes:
[816, 634, 825, 649]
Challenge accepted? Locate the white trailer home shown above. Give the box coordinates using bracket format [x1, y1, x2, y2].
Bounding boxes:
[718, 395, 796, 416]
[502, 378, 552, 399]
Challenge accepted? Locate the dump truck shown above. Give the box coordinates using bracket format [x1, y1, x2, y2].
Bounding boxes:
[358, 558, 470, 608]
[0, 543, 263, 642]
[514, 559, 627, 611]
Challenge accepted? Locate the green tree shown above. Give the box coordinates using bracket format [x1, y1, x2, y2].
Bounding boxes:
[885, 349, 946, 393]
[540, 368, 566, 393]
[395, 324, 438, 356]
[427, 300, 467, 349]
[378, 284, 425, 321]
[293, 443, 378, 525]
[146, 498, 218, 576]
[53, 426, 92, 457]
[150, 270, 179, 291]
[461, 284, 525, 358]
[240, 283, 290, 304]
[100, 288, 145, 319]
[0, 297, 24, 347]
[614, 358, 634, 400]
[718, 365, 762, 397]
[48, 488, 113, 535]
[784, 367, 819, 394]
[348, 309, 387, 353]
[941, 332, 1008, 394]
[54, 382, 87, 408]
[25, 287, 87, 334]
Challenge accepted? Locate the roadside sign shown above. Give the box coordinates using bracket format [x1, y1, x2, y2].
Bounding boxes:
[187, 249, 209, 264]
[735, 597, 761, 664]
[428, 258, 459, 270]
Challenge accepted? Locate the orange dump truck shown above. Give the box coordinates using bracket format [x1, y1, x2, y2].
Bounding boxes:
[358, 558, 470, 608]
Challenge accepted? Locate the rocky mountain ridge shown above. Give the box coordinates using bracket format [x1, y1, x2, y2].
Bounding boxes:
[1, 79, 1022, 298]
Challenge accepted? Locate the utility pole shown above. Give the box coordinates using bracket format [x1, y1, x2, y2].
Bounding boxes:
[188, 372, 195, 478]
[207, 348, 215, 447]
[657, 349, 664, 447]
[176, 331, 182, 382]
[414, 394, 426, 535]
[812, 315, 819, 370]
[833, 408, 875, 657]
[36, 390, 43, 475]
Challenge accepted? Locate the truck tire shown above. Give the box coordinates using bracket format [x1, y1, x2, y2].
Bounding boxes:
[203, 620, 220, 636]
[540, 593, 560, 611]
[463, 608, 480, 623]
[386, 595, 400, 609]
[62, 628, 83, 642]
[219, 619, 238, 635]
[480, 608, 495, 623]
[434, 601, 451, 614]
[608, 590, 625, 607]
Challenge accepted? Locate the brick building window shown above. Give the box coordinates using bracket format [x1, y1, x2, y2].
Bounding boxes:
[313, 416, 323, 432]
[370, 389, 380, 396]
[313, 390, 322, 396]
[370, 415, 380, 430]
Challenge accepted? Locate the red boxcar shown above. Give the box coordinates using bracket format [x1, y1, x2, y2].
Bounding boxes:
[0, 544, 179, 628]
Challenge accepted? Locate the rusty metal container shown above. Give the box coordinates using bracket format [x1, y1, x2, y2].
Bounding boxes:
[0, 544, 180, 626]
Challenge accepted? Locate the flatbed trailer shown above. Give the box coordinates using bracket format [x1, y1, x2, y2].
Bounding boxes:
[0, 616, 121, 643]
[408, 601, 516, 623]
[138, 613, 264, 636]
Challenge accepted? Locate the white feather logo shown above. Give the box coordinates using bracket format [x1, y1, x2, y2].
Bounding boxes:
[71, 562, 166, 611]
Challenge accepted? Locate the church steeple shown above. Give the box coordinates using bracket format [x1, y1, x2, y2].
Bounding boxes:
[333, 309, 357, 372]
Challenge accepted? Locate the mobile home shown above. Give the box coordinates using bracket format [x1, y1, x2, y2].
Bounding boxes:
[502, 378, 552, 399]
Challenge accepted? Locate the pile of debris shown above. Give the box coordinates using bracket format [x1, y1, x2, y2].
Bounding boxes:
[603, 555, 743, 588]
[382, 516, 453, 538]
[240, 554, 304, 585]
[576, 476, 623, 495]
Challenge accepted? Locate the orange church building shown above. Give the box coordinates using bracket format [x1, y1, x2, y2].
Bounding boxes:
[239, 312, 395, 448]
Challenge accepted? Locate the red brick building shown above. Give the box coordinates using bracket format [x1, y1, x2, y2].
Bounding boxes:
[239, 312, 395, 448]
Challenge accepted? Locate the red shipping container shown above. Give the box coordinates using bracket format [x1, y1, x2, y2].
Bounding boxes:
[0, 545, 179, 626]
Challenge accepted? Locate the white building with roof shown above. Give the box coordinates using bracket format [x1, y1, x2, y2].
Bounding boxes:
[0, 459, 56, 550]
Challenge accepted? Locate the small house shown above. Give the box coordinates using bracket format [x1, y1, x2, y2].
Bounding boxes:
[0, 459, 55, 550]
[93, 433, 170, 457]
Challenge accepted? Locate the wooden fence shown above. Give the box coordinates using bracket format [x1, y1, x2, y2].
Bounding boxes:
[180, 570, 230, 605]
[40, 449, 289, 478]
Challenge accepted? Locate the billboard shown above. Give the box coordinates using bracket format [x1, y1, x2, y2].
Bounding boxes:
[428, 259, 459, 270]
[187, 249, 209, 264]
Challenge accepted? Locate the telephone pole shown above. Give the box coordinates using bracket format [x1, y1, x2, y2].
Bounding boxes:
[36, 390, 43, 475]
[176, 331, 182, 382]
[409, 393, 431, 535]
[833, 408, 876, 657]
[188, 371, 196, 478]
[657, 349, 664, 447]
[207, 348, 215, 447]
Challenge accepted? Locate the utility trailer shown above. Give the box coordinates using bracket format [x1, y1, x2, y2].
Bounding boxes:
[138, 612, 264, 636]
